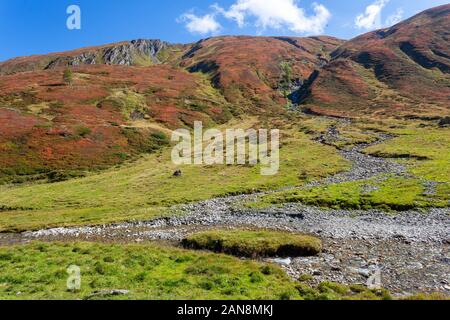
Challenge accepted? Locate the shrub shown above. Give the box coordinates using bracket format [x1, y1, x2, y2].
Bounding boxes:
[63, 69, 73, 86]
[74, 126, 92, 138]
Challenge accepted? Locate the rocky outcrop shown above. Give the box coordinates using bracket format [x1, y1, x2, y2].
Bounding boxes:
[1, 39, 168, 74]
[59, 39, 168, 67]
[101, 39, 167, 65]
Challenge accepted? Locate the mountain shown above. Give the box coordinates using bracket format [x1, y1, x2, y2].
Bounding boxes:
[0, 39, 173, 75]
[0, 4, 449, 182]
[0, 35, 344, 112]
[298, 4, 450, 118]
[0, 35, 340, 182]
[179, 36, 344, 112]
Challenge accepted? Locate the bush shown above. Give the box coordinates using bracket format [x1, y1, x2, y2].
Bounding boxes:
[122, 128, 169, 154]
[74, 126, 92, 138]
[63, 69, 73, 86]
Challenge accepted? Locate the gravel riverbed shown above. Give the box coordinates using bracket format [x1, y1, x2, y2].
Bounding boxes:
[17, 200, 450, 295]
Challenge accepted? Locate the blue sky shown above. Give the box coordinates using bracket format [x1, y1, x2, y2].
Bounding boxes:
[0, 0, 448, 61]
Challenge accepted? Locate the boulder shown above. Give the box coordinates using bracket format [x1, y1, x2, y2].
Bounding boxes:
[173, 170, 182, 177]
[438, 116, 450, 127]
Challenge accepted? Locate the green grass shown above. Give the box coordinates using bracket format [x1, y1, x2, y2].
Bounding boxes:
[246, 121, 450, 211]
[0, 242, 394, 300]
[363, 126, 450, 183]
[1, 119, 447, 232]
[402, 293, 450, 300]
[0, 128, 349, 232]
[247, 176, 449, 211]
[0, 242, 301, 300]
[182, 229, 322, 258]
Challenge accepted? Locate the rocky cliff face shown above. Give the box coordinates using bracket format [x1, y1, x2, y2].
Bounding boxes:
[97, 39, 166, 66]
[0, 39, 168, 74]
[49, 39, 168, 68]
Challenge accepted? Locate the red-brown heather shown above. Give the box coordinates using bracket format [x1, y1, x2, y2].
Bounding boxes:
[0, 65, 232, 179]
[301, 4, 450, 118]
[0, 4, 448, 180]
[180, 35, 344, 111]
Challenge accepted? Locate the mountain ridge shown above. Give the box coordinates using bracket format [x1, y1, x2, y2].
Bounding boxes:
[0, 4, 449, 183]
[298, 3, 450, 118]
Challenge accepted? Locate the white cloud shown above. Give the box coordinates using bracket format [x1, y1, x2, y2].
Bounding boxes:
[385, 8, 404, 27]
[215, 0, 331, 35]
[355, 0, 389, 30]
[179, 12, 221, 35]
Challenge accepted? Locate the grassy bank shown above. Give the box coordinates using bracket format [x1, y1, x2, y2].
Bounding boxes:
[247, 176, 450, 211]
[182, 229, 322, 258]
[0, 242, 392, 300]
[246, 120, 450, 211]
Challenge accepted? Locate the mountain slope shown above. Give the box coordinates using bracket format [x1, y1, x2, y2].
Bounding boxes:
[180, 36, 344, 112]
[0, 64, 232, 183]
[1, 4, 449, 183]
[0, 36, 343, 182]
[0, 39, 177, 75]
[299, 4, 450, 118]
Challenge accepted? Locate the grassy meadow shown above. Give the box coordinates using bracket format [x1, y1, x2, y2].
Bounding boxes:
[246, 119, 450, 211]
[0, 117, 349, 232]
[0, 241, 393, 300]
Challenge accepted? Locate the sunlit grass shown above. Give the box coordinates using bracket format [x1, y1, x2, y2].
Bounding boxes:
[0, 122, 349, 232]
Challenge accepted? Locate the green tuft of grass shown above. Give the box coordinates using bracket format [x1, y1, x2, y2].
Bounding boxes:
[295, 281, 392, 301]
[182, 229, 322, 258]
[402, 292, 450, 301]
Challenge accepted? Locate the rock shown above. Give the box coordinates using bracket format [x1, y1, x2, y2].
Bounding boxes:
[47, 39, 167, 69]
[331, 265, 342, 271]
[438, 117, 450, 127]
[173, 170, 182, 177]
[312, 270, 322, 276]
[87, 289, 130, 299]
[271, 258, 292, 266]
[407, 262, 424, 270]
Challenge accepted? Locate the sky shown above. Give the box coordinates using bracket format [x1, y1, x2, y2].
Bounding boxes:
[0, 0, 448, 62]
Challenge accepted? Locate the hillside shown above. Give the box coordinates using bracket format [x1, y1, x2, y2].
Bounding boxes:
[0, 4, 449, 183]
[179, 36, 344, 112]
[0, 39, 175, 74]
[0, 36, 343, 182]
[0, 64, 234, 183]
[298, 4, 450, 118]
